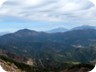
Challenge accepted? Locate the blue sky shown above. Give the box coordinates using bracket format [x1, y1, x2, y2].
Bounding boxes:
[0, 0, 96, 32]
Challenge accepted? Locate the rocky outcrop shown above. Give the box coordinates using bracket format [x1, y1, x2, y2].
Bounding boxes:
[0, 59, 25, 72]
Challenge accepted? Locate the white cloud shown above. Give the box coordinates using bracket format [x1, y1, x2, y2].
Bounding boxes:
[0, 0, 6, 7]
[89, 0, 96, 6]
[0, 0, 96, 22]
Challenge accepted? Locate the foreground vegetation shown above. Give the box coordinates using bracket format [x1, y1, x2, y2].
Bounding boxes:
[0, 55, 94, 72]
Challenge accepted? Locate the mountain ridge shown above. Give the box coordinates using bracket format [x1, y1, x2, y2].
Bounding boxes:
[72, 25, 96, 30]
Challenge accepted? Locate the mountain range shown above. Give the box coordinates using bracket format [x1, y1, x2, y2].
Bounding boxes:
[0, 25, 96, 72]
[0, 25, 96, 35]
[0, 27, 96, 61]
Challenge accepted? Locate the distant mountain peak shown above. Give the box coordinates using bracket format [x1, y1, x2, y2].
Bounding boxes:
[79, 25, 95, 28]
[47, 27, 68, 33]
[15, 29, 37, 33]
[72, 25, 96, 30]
[16, 29, 32, 32]
[14, 29, 38, 36]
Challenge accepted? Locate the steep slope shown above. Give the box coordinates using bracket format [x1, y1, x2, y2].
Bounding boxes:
[0, 55, 94, 72]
